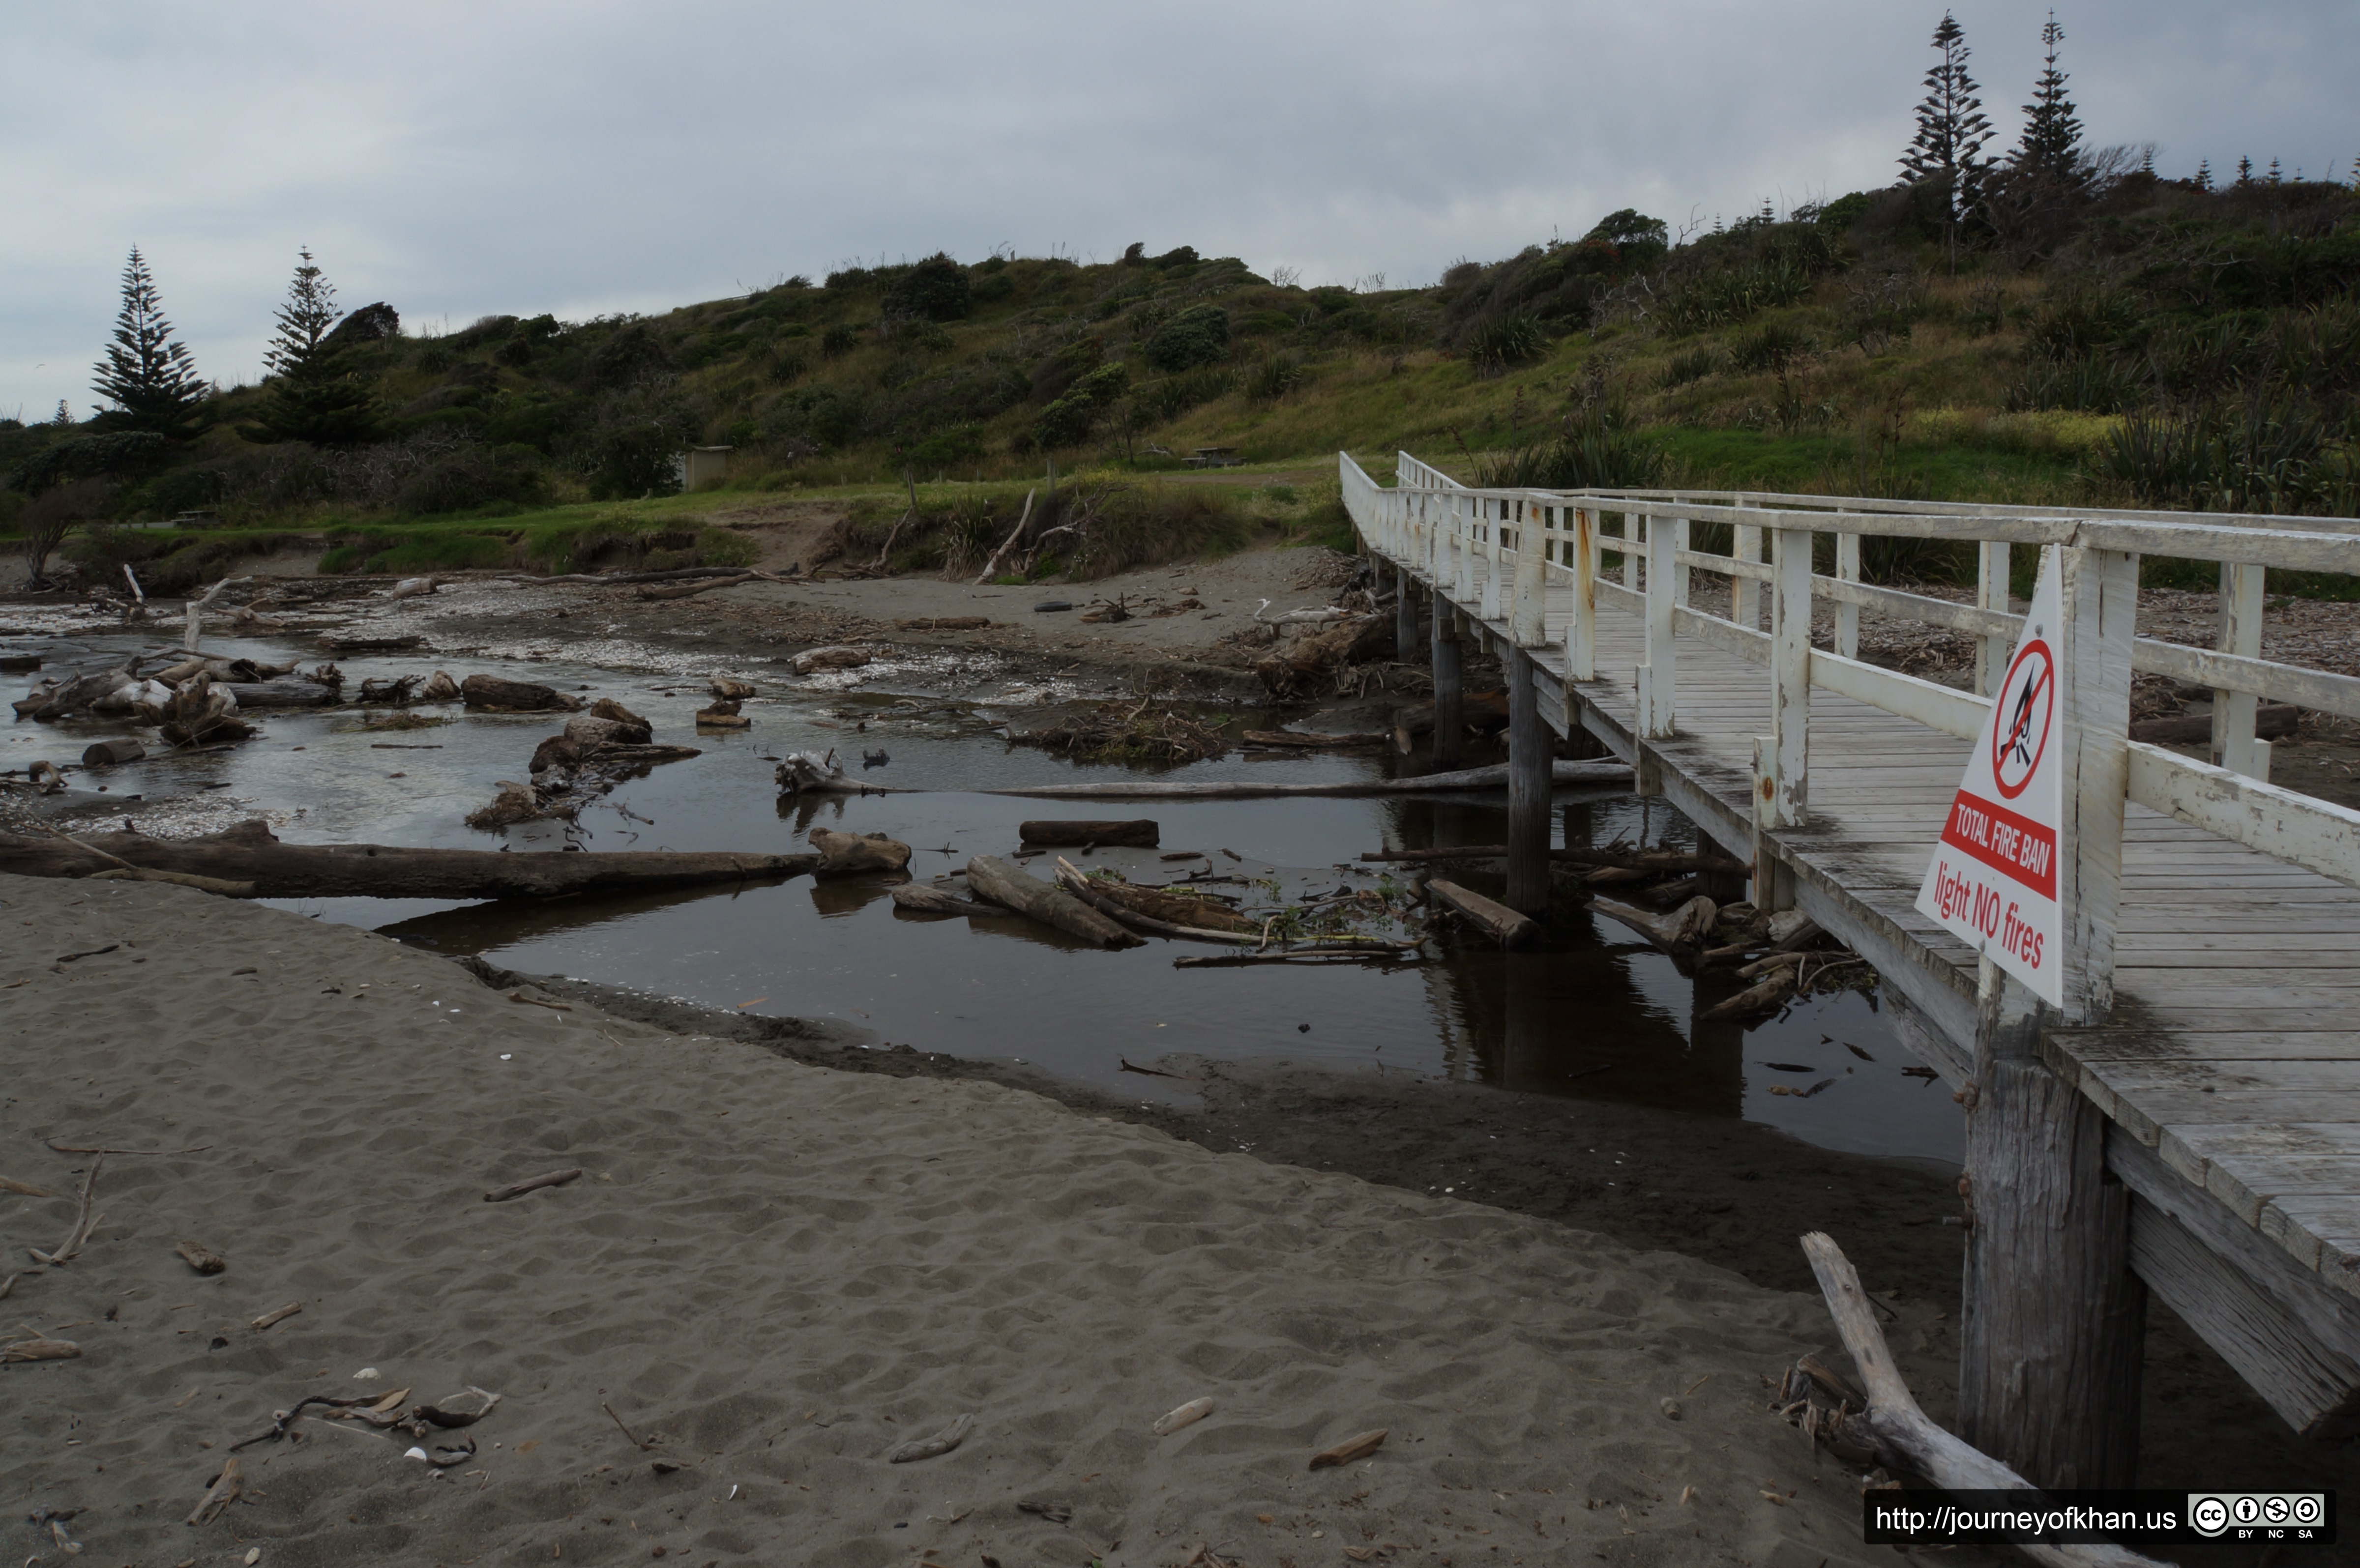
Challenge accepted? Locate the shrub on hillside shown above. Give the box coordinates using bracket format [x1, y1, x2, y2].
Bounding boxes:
[1030, 362, 1131, 450]
[1658, 346, 1726, 388]
[1729, 321, 1814, 374]
[884, 254, 972, 322]
[1653, 222, 1841, 335]
[1466, 311, 1545, 372]
[766, 384, 870, 451]
[1479, 403, 1664, 491]
[1242, 353, 1305, 403]
[1144, 305, 1230, 372]
[2099, 398, 2354, 516]
[2005, 355, 2143, 413]
[581, 323, 672, 390]
[1134, 364, 1236, 424]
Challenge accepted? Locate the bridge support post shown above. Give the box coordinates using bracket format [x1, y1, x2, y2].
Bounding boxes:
[1430, 597, 1464, 770]
[1395, 563, 1419, 661]
[1505, 649, 1551, 914]
[1959, 960, 2146, 1488]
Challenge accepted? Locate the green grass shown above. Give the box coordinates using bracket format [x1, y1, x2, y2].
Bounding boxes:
[313, 512, 761, 575]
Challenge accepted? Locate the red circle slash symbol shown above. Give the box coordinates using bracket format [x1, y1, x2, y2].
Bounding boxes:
[1992, 639, 2054, 800]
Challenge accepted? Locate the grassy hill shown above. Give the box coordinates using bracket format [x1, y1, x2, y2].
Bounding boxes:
[5, 173, 2356, 594]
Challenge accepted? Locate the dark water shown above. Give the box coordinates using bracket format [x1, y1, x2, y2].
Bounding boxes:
[13, 628, 1963, 1165]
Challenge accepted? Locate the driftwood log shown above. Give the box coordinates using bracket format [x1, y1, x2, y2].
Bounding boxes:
[1062, 876, 1258, 933]
[222, 680, 336, 708]
[323, 634, 423, 654]
[1426, 879, 1540, 950]
[82, 738, 146, 767]
[1700, 970, 1797, 1020]
[965, 855, 1143, 949]
[1018, 819, 1159, 848]
[808, 829, 912, 875]
[1799, 1232, 2170, 1568]
[14, 657, 139, 721]
[792, 645, 871, 675]
[890, 883, 997, 916]
[461, 674, 584, 712]
[1254, 615, 1390, 697]
[1051, 860, 1365, 948]
[484, 1168, 583, 1203]
[1240, 730, 1389, 750]
[1591, 894, 1719, 955]
[636, 573, 762, 600]
[0, 820, 816, 900]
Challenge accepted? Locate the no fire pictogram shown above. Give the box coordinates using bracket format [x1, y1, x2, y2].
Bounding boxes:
[1991, 639, 2054, 801]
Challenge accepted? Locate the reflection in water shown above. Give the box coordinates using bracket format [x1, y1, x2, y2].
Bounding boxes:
[808, 873, 906, 919]
[377, 781, 1960, 1164]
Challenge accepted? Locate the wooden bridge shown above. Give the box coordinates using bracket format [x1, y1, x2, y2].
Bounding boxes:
[1340, 450, 2360, 1487]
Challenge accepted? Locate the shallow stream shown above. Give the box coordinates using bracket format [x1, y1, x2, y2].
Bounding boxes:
[7, 616, 1964, 1167]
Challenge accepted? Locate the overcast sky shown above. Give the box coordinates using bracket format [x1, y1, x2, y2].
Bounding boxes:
[4, 0, 2352, 420]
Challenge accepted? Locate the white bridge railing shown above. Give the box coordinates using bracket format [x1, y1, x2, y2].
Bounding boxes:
[1343, 451, 2360, 1026]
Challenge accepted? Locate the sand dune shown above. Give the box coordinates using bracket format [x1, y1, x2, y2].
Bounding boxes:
[1, 873, 1891, 1567]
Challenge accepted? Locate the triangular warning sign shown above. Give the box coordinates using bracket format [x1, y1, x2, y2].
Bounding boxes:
[1914, 548, 2066, 1005]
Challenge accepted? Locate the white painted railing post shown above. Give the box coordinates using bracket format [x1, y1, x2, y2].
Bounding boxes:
[1759, 525, 1813, 830]
[1637, 512, 1681, 738]
[1479, 500, 1504, 621]
[2056, 545, 2139, 1026]
[1751, 524, 1815, 912]
[1732, 512, 1761, 630]
[1453, 496, 1476, 605]
[1834, 530, 1861, 660]
[1566, 507, 1596, 682]
[1512, 500, 1546, 647]
[1976, 541, 2011, 696]
[2212, 561, 2266, 779]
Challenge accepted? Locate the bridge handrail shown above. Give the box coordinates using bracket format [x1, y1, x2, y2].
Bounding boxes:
[1342, 450, 2360, 1024]
[1386, 465, 2360, 541]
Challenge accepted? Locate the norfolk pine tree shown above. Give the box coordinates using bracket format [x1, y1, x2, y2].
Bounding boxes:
[91, 246, 208, 438]
[237, 247, 379, 446]
[2010, 11, 2086, 190]
[1900, 11, 1993, 271]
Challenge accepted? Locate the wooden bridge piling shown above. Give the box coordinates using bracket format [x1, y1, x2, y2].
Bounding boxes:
[1430, 599, 1464, 769]
[1505, 648, 1551, 914]
[1961, 963, 2148, 1487]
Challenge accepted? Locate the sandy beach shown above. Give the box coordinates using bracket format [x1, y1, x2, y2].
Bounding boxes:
[0, 871, 1915, 1568]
